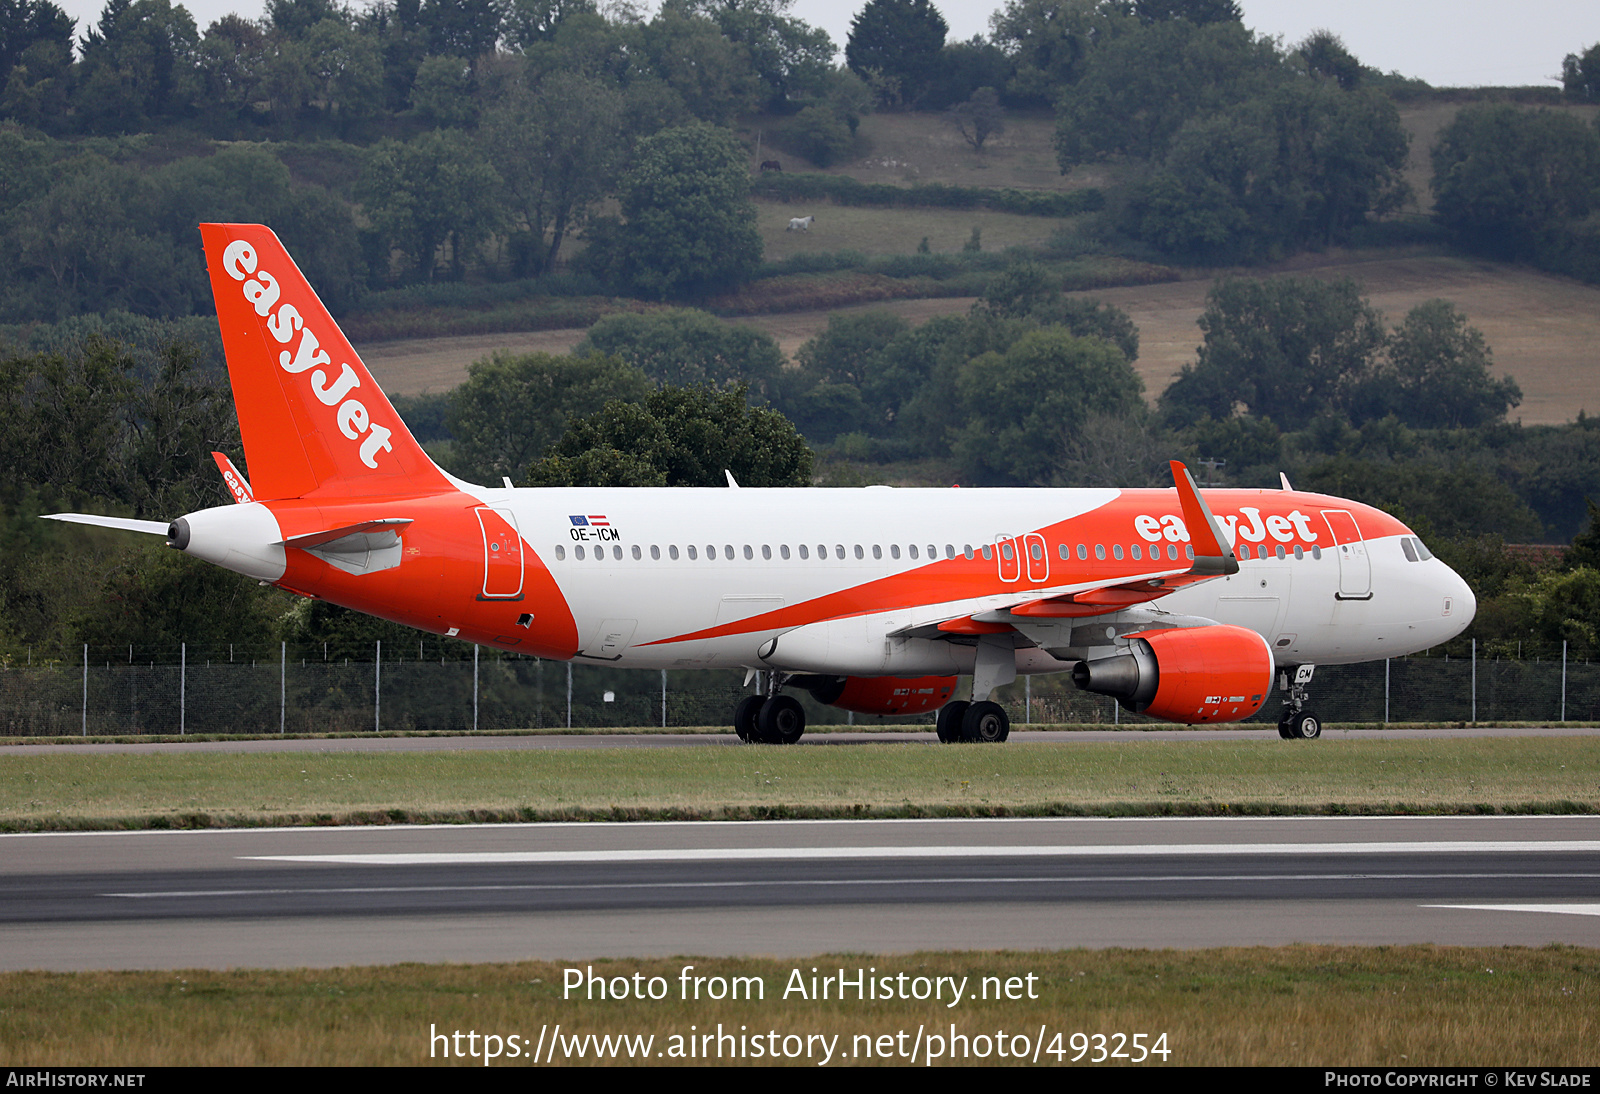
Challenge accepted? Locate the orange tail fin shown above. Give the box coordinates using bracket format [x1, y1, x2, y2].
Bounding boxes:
[199, 223, 451, 501]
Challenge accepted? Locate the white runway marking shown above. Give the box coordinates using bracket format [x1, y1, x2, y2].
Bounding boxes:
[239, 840, 1600, 866]
[1425, 903, 1600, 917]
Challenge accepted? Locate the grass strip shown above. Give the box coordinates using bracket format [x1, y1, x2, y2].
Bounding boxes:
[1, 737, 1595, 831]
[1, 946, 1594, 1066]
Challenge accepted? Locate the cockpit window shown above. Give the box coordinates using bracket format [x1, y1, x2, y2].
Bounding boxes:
[1401, 538, 1418, 563]
[1413, 537, 1433, 561]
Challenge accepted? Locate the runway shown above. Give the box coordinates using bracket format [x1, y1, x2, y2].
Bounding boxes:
[2, 815, 1596, 970]
[4, 722, 1597, 756]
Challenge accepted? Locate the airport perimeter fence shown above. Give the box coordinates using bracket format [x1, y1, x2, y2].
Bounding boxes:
[0, 640, 1596, 737]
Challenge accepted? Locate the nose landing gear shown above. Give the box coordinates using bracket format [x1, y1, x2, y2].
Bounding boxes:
[1276, 664, 1321, 739]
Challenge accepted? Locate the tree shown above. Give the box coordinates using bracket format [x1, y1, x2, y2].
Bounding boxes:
[1563, 41, 1600, 102]
[0, 0, 74, 126]
[446, 351, 651, 485]
[575, 308, 783, 395]
[358, 130, 502, 281]
[1298, 28, 1361, 89]
[1124, 80, 1409, 261]
[947, 86, 1004, 151]
[681, 0, 834, 108]
[526, 383, 813, 487]
[634, 8, 761, 125]
[480, 68, 623, 276]
[988, 0, 1117, 107]
[845, 0, 947, 106]
[1054, 17, 1283, 169]
[1161, 277, 1385, 427]
[1432, 104, 1600, 260]
[587, 122, 762, 299]
[953, 327, 1144, 485]
[74, 0, 203, 131]
[1369, 300, 1521, 429]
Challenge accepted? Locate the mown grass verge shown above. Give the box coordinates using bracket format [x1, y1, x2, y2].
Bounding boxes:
[1, 737, 1594, 831]
[2, 946, 1594, 1066]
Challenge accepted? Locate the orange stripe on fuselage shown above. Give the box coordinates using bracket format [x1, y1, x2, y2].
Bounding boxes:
[641, 488, 1410, 649]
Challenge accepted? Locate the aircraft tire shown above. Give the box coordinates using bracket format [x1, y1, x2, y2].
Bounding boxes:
[961, 700, 1010, 743]
[1293, 712, 1322, 740]
[1277, 719, 1296, 740]
[734, 695, 764, 742]
[936, 701, 968, 743]
[758, 694, 806, 744]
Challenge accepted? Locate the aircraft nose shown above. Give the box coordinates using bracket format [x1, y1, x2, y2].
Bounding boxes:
[1441, 560, 1476, 636]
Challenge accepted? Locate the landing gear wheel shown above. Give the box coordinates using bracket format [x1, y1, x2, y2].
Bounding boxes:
[757, 694, 805, 745]
[961, 700, 1010, 743]
[733, 695, 764, 742]
[1292, 712, 1321, 739]
[936, 701, 969, 743]
[1277, 719, 1295, 740]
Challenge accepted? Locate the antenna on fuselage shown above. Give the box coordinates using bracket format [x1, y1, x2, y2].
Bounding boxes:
[1279, 472, 1293, 491]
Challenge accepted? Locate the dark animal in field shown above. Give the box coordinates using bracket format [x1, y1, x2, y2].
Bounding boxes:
[760, 160, 782, 172]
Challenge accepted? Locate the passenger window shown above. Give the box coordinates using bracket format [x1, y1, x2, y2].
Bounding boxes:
[1031, 542, 1042, 561]
[1185, 545, 1195, 560]
[575, 545, 585, 560]
[687, 545, 697, 559]
[1113, 544, 1124, 560]
[945, 545, 955, 559]
[555, 545, 566, 560]
[651, 545, 660, 560]
[726, 545, 735, 559]
[1238, 544, 1250, 560]
[836, 545, 845, 559]
[762, 545, 772, 560]
[1059, 544, 1069, 560]
[799, 544, 809, 559]
[669, 545, 679, 560]
[1312, 545, 1322, 560]
[1130, 544, 1141, 560]
[743, 545, 753, 560]
[999, 543, 1012, 561]
[632, 545, 642, 560]
[1275, 544, 1286, 560]
[1095, 544, 1105, 560]
[873, 545, 882, 560]
[982, 545, 993, 560]
[908, 545, 918, 559]
[1077, 544, 1088, 560]
[779, 545, 789, 560]
[891, 544, 900, 559]
[964, 545, 975, 560]
[1168, 545, 1179, 560]
[1294, 544, 1304, 560]
[854, 545, 864, 560]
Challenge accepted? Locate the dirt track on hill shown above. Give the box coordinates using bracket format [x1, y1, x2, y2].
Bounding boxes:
[359, 252, 1600, 427]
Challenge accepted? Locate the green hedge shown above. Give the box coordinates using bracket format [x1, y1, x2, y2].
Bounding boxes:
[752, 173, 1104, 217]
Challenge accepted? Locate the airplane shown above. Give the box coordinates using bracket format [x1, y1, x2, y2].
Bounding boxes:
[44, 224, 1477, 743]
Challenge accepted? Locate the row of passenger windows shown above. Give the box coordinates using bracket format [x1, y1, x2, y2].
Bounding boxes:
[552, 541, 1326, 562]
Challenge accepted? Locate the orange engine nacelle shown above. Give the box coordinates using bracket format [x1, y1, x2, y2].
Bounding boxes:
[1071, 625, 1273, 724]
[794, 675, 958, 716]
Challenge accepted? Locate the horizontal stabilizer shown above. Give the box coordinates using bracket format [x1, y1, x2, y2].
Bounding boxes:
[42, 513, 171, 537]
[283, 518, 412, 550]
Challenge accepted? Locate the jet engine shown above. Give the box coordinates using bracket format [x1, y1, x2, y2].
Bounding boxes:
[1071, 624, 1272, 724]
[791, 674, 958, 716]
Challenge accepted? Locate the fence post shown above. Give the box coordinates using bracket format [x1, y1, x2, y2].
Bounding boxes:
[661, 669, 667, 728]
[374, 640, 381, 732]
[473, 645, 479, 732]
[1025, 676, 1031, 724]
[81, 643, 87, 737]
[280, 641, 286, 734]
[1384, 658, 1390, 724]
[566, 661, 573, 729]
[1562, 640, 1568, 723]
[180, 642, 186, 735]
[1471, 638, 1477, 725]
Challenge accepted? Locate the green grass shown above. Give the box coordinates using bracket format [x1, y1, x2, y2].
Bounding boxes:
[2, 736, 1595, 830]
[2, 947, 1595, 1065]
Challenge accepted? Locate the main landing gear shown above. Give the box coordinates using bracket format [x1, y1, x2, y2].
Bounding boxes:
[733, 675, 806, 744]
[1276, 664, 1321, 739]
[934, 700, 1010, 743]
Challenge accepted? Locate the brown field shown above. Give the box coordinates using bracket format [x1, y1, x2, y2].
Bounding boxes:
[362, 251, 1600, 425]
[359, 104, 1600, 422]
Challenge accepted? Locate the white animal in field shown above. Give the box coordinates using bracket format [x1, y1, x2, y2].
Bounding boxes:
[786, 215, 815, 232]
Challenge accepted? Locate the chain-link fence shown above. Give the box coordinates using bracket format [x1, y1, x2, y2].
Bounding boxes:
[1, 641, 1595, 737]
